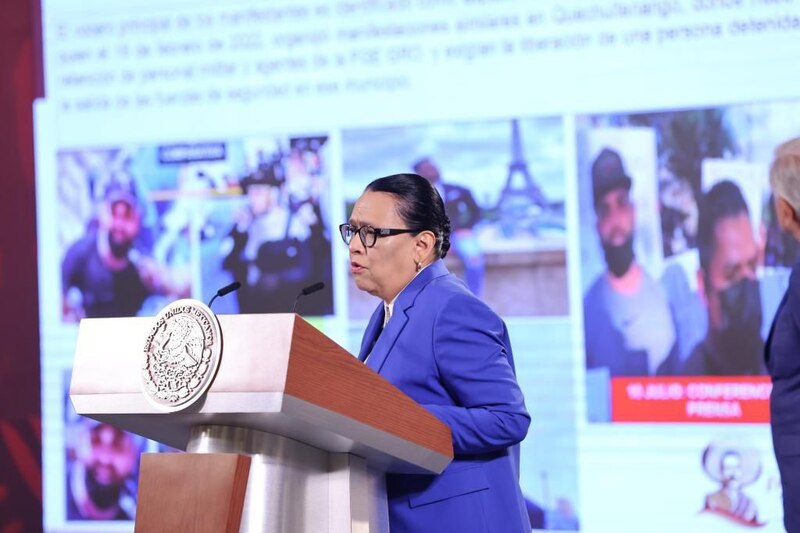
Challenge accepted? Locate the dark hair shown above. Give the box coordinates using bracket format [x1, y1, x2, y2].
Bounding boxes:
[240, 164, 283, 193]
[697, 180, 750, 274]
[591, 147, 632, 209]
[366, 173, 451, 258]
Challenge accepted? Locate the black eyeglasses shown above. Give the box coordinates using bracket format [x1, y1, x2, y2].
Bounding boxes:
[339, 223, 420, 248]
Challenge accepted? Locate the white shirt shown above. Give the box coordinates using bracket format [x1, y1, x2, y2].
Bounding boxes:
[363, 263, 431, 364]
[383, 263, 431, 327]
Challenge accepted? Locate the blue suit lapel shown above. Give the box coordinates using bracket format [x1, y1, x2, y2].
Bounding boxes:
[365, 306, 409, 372]
[358, 307, 385, 362]
[364, 260, 449, 373]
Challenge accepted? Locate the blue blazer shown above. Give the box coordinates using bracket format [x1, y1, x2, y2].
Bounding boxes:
[765, 261, 800, 533]
[359, 260, 532, 533]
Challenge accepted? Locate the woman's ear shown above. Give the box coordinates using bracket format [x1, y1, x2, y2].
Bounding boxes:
[414, 230, 437, 262]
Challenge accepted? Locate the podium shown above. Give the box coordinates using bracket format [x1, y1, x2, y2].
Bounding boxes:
[70, 312, 453, 532]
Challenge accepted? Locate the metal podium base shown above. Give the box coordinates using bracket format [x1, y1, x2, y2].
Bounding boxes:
[186, 425, 389, 533]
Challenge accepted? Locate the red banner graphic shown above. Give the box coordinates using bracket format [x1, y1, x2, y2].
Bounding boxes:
[611, 377, 772, 423]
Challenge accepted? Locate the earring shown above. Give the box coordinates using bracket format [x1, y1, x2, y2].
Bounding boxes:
[415, 259, 421, 273]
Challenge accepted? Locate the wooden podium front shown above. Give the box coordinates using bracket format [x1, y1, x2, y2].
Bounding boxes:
[135, 453, 251, 533]
[70, 313, 453, 532]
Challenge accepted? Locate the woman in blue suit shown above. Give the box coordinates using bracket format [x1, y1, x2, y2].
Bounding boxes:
[340, 173, 532, 533]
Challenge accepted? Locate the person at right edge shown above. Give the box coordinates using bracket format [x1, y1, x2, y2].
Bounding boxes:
[764, 137, 800, 533]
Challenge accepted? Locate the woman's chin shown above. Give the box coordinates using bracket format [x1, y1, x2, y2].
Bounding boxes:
[353, 276, 371, 292]
[355, 280, 381, 299]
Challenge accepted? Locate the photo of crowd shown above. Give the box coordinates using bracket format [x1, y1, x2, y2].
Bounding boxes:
[57, 135, 334, 321]
[205, 136, 333, 316]
[577, 103, 800, 422]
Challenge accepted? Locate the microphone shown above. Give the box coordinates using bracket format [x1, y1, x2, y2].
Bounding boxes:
[291, 282, 325, 313]
[208, 281, 242, 309]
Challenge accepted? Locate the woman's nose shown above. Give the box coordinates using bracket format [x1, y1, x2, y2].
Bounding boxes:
[348, 234, 363, 253]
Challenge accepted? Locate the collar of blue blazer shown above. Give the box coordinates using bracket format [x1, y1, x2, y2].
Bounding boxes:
[358, 259, 449, 372]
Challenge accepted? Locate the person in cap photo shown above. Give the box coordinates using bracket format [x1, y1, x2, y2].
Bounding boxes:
[583, 147, 678, 376]
[61, 181, 163, 319]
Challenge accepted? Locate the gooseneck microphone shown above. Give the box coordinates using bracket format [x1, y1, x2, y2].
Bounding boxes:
[291, 281, 325, 313]
[208, 281, 242, 309]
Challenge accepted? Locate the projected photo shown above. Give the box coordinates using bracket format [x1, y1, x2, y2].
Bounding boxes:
[64, 391, 146, 521]
[202, 135, 333, 315]
[512, 319, 582, 532]
[58, 146, 196, 320]
[694, 436, 785, 529]
[577, 104, 799, 423]
[701, 440, 764, 527]
[57, 136, 334, 320]
[342, 117, 567, 319]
